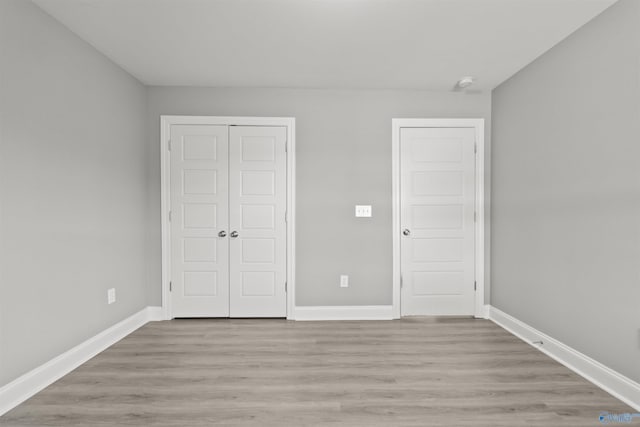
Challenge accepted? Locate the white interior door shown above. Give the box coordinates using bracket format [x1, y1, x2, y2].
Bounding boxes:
[400, 127, 476, 315]
[170, 125, 229, 317]
[229, 126, 287, 317]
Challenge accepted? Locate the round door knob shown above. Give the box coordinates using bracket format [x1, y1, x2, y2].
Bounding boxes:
[230, 231, 239, 238]
[218, 230, 227, 238]
[403, 229, 411, 236]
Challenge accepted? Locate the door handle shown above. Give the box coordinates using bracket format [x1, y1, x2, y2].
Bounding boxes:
[402, 229, 411, 236]
[230, 231, 239, 238]
[218, 230, 227, 238]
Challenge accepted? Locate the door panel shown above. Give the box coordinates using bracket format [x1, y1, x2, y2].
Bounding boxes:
[229, 126, 287, 317]
[170, 125, 229, 317]
[400, 127, 475, 315]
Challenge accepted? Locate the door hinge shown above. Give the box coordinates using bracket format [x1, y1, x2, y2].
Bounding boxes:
[285, 210, 288, 223]
[168, 140, 172, 151]
[169, 281, 173, 292]
[474, 211, 477, 222]
[285, 282, 287, 292]
[474, 142, 477, 154]
[285, 140, 288, 153]
[474, 281, 477, 291]
[400, 275, 403, 289]
[169, 211, 172, 222]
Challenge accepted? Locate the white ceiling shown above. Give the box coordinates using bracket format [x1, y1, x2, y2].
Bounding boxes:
[32, 0, 617, 91]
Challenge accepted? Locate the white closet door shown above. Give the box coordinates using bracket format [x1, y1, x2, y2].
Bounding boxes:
[170, 125, 229, 317]
[229, 126, 287, 317]
[400, 127, 476, 315]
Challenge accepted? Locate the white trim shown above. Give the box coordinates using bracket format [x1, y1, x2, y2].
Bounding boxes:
[160, 116, 296, 320]
[0, 307, 160, 416]
[293, 305, 394, 321]
[489, 306, 640, 411]
[391, 121, 401, 319]
[482, 304, 491, 319]
[286, 121, 296, 321]
[391, 118, 486, 319]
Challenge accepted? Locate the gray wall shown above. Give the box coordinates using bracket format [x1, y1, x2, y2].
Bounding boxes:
[146, 88, 491, 307]
[0, 0, 148, 386]
[492, 0, 640, 383]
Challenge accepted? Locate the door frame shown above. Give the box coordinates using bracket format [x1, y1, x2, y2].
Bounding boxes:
[160, 116, 296, 320]
[391, 118, 485, 319]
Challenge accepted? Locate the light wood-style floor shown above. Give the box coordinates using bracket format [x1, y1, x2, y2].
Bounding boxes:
[1, 317, 632, 426]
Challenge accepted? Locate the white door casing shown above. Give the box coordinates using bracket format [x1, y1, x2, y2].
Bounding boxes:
[229, 126, 287, 317]
[170, 125, 230, 317]
[392, 119, 485, 319]
[161, 116, 296, 320]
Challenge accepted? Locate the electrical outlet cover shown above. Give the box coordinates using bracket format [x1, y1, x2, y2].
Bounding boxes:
[340, 275, 349, 288]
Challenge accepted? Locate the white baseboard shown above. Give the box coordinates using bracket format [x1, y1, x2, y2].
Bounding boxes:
[489, 306, 640, 411]
[481, 304, 491, 319]
[292, 305, 394, 321]
[0, 306, 160, 416]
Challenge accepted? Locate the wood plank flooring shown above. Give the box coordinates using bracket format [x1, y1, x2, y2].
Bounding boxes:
[1, 317, 633, 426]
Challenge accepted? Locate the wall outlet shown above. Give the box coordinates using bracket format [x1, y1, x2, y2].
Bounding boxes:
[355, 205, 372, 217]
[107, 288, 116, 305]
[340, 275, 349, 288]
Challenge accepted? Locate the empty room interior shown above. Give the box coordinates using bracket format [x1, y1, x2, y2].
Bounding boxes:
[1, 0, 640, 425]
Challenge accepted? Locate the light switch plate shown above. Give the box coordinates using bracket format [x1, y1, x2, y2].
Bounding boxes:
[355, 205, 372, 217]
[107, 288, 116, 304]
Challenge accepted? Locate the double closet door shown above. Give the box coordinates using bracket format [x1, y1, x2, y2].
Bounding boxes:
[170, 124, 287, 318]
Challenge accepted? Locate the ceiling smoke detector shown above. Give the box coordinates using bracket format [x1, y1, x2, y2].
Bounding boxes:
[457, 76, 475, 88]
